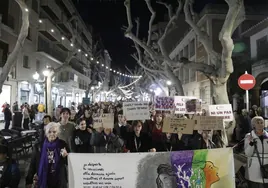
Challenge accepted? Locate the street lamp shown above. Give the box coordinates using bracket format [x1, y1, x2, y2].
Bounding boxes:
[166, 80, 172, 86]
[33, 72, 40, 80]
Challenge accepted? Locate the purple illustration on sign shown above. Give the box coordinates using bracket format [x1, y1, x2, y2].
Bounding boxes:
[171, 150, 194, 188]
[155, 97, 174, 111]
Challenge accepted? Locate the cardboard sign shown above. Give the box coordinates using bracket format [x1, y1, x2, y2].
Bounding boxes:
[93, 113, 114, 129]
[208, 104, 233, 121]
[174, 96, 201, 114]
[163, 117, 195, 134]
[155, 96, 174, 111]
[194, 116, 224, 130]
[123, 102, 150, 121]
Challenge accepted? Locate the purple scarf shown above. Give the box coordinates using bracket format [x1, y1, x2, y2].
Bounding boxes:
[38, 138, 61, 188]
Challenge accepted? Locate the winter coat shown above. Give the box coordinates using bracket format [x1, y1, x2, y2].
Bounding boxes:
[244, 130, 268, 183]
[73, 129, 93, 153]
[4, 108, 12, 121]
[90, 131, 124, 153]
[0, 159, 20, 188]
[25, 139, 69, 187]
[126, 132, 153, 152]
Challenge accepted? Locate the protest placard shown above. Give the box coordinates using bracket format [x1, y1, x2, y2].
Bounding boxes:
[123, 102, 150, 121]
[174, 96, 201, 114]
[208, 104, 233, 121]
[68, 148, 235, 188]
[193, 116, 224, 130]
[163, 117, 195, 134]
[155, 96, 174, 111]
[93, 113, 114, 128]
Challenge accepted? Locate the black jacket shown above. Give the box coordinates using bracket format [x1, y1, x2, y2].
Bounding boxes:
[73, 129, 93, 153]
[113, 124, 131, 142]
[4, 108, 12, 121]
[157, 134, 191, 152]
[0, 159, 20, 188]
[126, 132, 153, 152]
[25, 139, 69, 187]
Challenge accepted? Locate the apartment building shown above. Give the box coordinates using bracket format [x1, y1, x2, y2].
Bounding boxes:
[169, 4, 267, 104]
[242, 17, 268, 117]
[0, 0, 95, 109]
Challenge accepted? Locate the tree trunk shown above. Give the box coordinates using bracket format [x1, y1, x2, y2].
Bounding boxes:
[211, 79, 234, 145]
[211, 81, 229, 104]
[164, 65, 184, 96]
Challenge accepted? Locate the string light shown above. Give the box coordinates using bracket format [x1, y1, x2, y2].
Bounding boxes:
[37, 20, 142, 79]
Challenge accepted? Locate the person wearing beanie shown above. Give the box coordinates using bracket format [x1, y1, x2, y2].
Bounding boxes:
[0, 137, 21, 187]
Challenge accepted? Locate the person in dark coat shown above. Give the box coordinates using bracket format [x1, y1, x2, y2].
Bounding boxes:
[189, 130, 217, 150]
[126, 120, 156, 152]
[158, 133, 190, 152]
[73, 118, 93, 153]
[0, 137, 20, 188]
[3, 104, 12, 130]
[39, 115, 52, 143]
[25, 122, 69, 188]
[113, 110, 131, 143]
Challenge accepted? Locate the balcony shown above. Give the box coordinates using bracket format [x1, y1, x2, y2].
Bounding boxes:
[55, 0, 74, 19]
[40, 0, 62, 21]
[37, 36, 66, 64]
[38, 18, 60, 42]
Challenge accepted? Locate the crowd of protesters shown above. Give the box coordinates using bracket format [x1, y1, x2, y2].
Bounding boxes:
[0, 101, 267, 188]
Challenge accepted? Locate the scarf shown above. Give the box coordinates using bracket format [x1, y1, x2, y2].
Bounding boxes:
[38, 138, 60, 188]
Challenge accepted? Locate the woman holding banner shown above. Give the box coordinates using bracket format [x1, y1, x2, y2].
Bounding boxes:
[244, 116, 268, 187]
[26, 122, 69, 188]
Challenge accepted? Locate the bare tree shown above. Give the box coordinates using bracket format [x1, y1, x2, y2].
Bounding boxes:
[0, 0, 29, 93]
[124, 0, 184, 95]
[181, 0, 245, 104]
[124, 0, 245, 105]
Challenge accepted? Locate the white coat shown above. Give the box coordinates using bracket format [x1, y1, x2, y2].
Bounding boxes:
[244, 130, 268, 183]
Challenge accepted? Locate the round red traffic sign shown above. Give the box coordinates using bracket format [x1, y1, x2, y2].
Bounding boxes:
[238, 73, 256, 90]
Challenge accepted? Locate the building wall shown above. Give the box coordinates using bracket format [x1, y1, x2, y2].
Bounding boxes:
[250, 27, 268, 59]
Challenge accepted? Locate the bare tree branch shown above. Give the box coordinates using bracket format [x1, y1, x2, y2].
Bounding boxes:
[156, 1, 173, 20]
[0, 0, 29, 93]
[219, 0, 245, 76]
[180, 57, 217, 77]
[184, 0, 220, 64]
[145, 0, 156, 46]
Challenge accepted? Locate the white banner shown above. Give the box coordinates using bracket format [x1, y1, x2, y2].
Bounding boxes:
[123, 102, 150, 121]
[174, 96, 201, 114]
[208, 104, 233, 121]
[68, 148, 235, 188]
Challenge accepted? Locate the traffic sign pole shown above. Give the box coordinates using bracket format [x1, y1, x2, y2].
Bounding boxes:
[245, 71, 249, 112]
[238, 71, 256, 112]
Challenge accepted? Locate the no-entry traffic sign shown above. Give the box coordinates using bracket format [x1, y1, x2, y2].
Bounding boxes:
[238, 73, 256, 90]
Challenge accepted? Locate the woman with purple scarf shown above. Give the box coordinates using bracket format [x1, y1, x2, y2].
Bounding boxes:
[25, 122, 69, 188]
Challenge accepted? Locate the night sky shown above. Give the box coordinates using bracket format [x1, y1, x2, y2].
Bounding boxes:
[72, 0, 267, 70]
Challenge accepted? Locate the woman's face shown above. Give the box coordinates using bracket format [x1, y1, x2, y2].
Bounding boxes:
[158, 174, 177, 188]
[43, 117, 51, 125]
[166, 133, 171, 139]
[202, 131, 211, 140]
[156, 114, 162, 124]
[47, 127, 58, 142]
[79, 120, 87, 130]
[134, 123, 142, 134]
[254, 119, 264, 132]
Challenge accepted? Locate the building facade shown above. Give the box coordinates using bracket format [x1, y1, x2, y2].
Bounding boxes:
[0, 0, 95, 110]
[242, 17, 268, 117]
[169, 4, 267, 104]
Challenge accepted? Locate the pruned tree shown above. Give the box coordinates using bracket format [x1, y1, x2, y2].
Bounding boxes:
[124, 0, 185, 95]
[0, 0, 29, 93]
[124, 0, 245, 105]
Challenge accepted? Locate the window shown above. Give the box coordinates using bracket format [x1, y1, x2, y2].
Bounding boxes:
[190, 69, 196, 82]
[27, 27, 32, 40]
[23, 56, 30, 68]
[184, 68, 189, 84]
[189, 39, 195, 57]
[257, 36, 268, 60]
[32, 0, 38, 13]
[36, 60, 40, 72]
[179, 50, 183, 58]
[179, 68, 184, 81]
[69, 72, 74, 80]
[184, 46, 189, 58]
